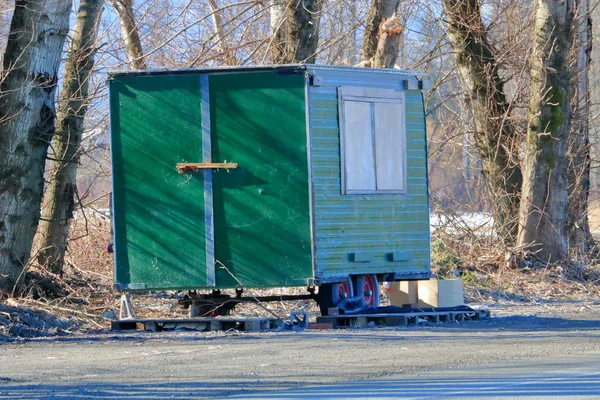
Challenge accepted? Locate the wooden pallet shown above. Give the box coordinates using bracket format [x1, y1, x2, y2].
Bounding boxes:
[111, 317, 282, 332]
[315, 308, 490, 328]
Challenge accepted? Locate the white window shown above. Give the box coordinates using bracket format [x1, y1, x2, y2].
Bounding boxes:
[339, 87, 406, 194]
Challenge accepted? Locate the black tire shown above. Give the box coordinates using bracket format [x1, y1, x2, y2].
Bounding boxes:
[317, 277, 354, 316]
[353, 274, 380, 308]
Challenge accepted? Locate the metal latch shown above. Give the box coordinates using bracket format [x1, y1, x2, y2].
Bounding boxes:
[310, 75, 323, 86]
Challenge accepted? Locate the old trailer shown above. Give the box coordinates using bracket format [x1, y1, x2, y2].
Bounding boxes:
[108, 65, 431, 316]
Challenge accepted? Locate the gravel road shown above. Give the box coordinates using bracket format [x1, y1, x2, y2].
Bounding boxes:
[1, 302, 599, 399]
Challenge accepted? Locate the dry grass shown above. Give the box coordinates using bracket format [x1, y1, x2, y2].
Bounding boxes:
[1, 217, 119, 337]
[3, 216, 319, 336]
[430, 227, 600, 305]
[3, 212, 600, 339]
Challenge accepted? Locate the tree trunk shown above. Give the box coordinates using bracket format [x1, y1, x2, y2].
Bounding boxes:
[0, 0, 72, 293]
[110, 0, 146, 69]
[517, 0, 574, 262]
[359, 0, 400, 67]
[441, 0, 522, 244]
[270, 0, 322, 64]
[371, 14, 403, 68]
[567, 0, 593, 256]
[590, 0, 600, 216]
[347, 0, 358, 65]
[0, 0, 15, 60]
[207, 0, 237, 66]
[269, 0, 287, 63]
[36, 0, 105, 274]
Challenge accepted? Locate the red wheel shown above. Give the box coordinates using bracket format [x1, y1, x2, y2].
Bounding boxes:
[337, 280, 351, 301]
[317, 277, 354, 316]
[354, 274, 380, 308]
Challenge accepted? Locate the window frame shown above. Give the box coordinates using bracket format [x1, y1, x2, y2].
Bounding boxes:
[338, 86, 407, 195]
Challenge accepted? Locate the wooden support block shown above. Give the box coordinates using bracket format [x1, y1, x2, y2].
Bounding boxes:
[315, 316, 340, 328]
[389, 281, 419, 307]
[417, 279, 464, 308]
[326, 316, 344, 328]
[354, 317, 368, 327]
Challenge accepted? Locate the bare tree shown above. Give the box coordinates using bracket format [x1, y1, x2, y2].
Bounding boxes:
[270, 0, 323, 64]
[36, 0, 106, 275]
[359, 0, 403, 68]
[208, 0, 238, 65]
[517, 0, 574, 262]
[441, 0, 522, 243]
[0, 0, 72, 293]
[269, 0, 287, 62]
[566, 0, 594, 256]
[0, 0, 15, 59]
[110, 0, 146, 69]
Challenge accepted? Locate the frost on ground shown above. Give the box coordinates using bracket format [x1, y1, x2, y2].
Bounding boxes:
[0, 300, 76, 340]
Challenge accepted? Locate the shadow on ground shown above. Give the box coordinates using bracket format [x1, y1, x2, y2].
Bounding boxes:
[2, 368, 599, 399]
[2, 313, 600, 345]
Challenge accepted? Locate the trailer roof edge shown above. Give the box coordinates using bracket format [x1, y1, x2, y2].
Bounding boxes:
[107, 64, 426, 79]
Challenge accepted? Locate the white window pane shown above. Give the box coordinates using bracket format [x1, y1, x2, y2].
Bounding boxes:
[374, 102, 404, 190]
[343, 101, 376, 192]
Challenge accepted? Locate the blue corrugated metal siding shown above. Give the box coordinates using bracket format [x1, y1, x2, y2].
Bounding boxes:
[306, 67, 431, 279]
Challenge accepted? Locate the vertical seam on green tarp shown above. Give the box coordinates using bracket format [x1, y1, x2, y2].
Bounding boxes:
[108, 79, 120, 288]
[201, 74, 216, 286]
[421, 90, 432, 271]
[305, 73, 317, 281]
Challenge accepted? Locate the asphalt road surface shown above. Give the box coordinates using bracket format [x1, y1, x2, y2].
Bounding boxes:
[1, 304, 600, 399]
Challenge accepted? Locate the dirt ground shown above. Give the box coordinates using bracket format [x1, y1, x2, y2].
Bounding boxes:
[1, 301, 599, 399]
[2, 218, 600, 397]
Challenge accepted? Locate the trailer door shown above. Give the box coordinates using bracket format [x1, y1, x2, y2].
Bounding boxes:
[110, 74, 211, 291]
[209, 71, 313, 288]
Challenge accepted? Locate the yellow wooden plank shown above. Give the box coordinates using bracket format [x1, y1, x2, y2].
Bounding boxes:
[176, 162, 238, 173]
